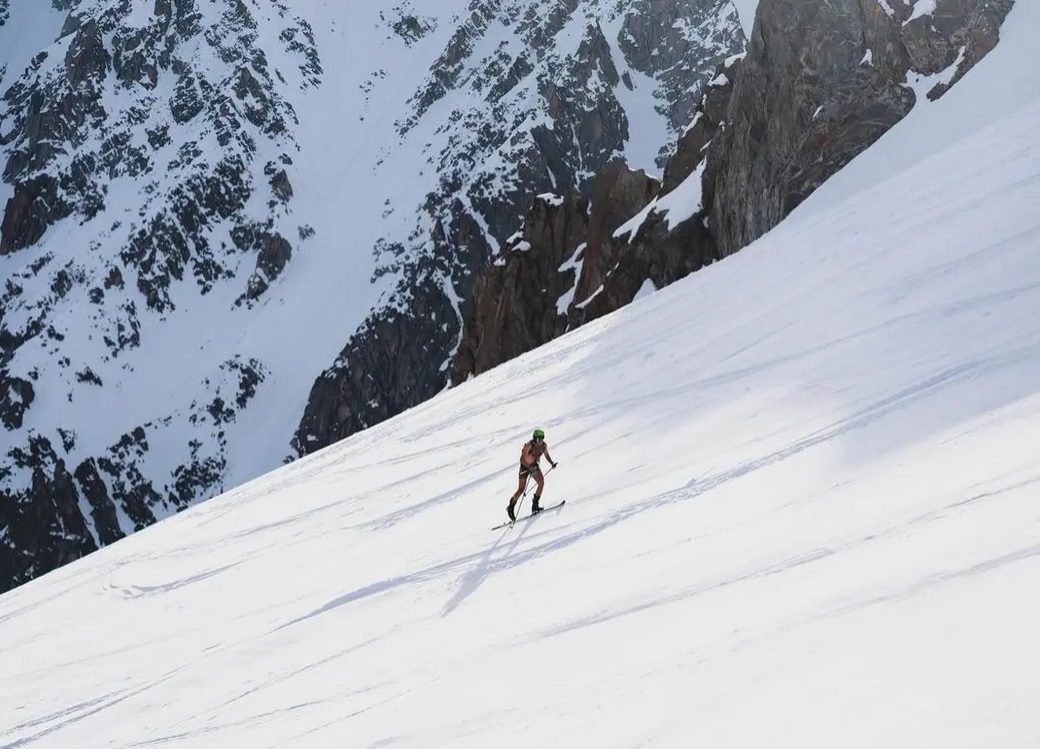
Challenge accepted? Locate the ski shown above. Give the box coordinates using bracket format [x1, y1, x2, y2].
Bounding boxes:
[492, 500, 566, 530]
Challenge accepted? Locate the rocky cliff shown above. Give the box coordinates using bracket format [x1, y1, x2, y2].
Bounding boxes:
[707, 0, 1015, 256]
[454, 0, 1015, 383]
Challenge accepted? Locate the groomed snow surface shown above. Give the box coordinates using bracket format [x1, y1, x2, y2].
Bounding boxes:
[1, 71, 1039, 745]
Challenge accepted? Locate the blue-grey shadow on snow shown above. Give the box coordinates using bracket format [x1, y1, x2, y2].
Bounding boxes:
[275, 505, 561, 632]
[441, 502, 564, 616]
[355, 469, 506, 532]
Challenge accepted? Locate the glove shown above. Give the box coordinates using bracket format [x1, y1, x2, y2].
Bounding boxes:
[551, 461, 558, 469]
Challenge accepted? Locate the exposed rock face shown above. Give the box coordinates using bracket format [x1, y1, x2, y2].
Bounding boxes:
[238, 231, 293, 305]
[706, 0, 1015, 256]
[0, 370, 35, 429]
[569, 165, 663, 304]
[293, 209, 488, 451]
[564, 56, 735, 324]
[901, 0, 1014, 97]
[568, 201, 718, 328]
[0, 177, 64, 255]
[452, 157, 714, 383]
[453, 0, 1015, 385]
[454, 194, 590, 381]
[0, 436, 98, 586]
[663, 53, 740, 194]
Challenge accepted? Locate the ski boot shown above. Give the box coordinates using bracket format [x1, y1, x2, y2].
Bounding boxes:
[507, 499, 517, 522]
[531, 495, 542, 514]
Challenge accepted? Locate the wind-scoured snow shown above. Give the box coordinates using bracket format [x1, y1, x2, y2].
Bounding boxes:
[1, 63, 1039, 749]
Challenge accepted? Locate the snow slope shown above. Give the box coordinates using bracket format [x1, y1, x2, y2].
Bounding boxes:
[1, 55, 1039, 748]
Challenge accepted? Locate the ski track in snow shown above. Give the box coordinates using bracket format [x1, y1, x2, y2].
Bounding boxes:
[0, 51, 1039, 747]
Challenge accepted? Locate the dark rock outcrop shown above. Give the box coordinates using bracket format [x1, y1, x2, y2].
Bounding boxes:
[0, 436, 98, 593]
[385, 5, 437, 46]
[292, 209, 488, 452]
[0, 176, 65, 255]
[0, 370, 35, 429]
[73, 459, 125, 546]
[454, 194, 590, 381]
[238, 232, 293, 305]
[568, 207, 719, 329]
[662, 53, 740, 193]
[706, 0, 1015, 256]
[619, 0, 746, 164]
[569, 164, 662, 308]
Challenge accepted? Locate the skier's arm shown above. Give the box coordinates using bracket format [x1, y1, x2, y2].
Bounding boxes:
[544, 445, 557, 468]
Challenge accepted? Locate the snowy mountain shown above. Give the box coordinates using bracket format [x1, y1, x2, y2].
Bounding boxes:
[0, 0, 1023, 593]
[0, 0, 746, 591]
[0, 0, 1038, 735]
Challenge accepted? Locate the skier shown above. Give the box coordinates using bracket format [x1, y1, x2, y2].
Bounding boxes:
[507, 428, 557, 521]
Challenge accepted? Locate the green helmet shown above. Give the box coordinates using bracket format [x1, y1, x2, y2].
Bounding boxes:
[532, 428, 545, 439]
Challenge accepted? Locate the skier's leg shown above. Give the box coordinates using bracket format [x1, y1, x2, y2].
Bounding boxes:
[509, 474, 526, 502]
[531, 468, 545, 511]
[507, 469, 527, 520]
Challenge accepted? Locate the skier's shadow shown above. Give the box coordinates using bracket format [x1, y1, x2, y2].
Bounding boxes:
[441, 507, 548, 616]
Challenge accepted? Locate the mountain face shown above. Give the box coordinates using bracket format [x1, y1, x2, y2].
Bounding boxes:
[454, 0, 1015, 382]
[706, 0, 1015, 255]
[0, 0, 1018, 593]
[0, 0, 745, 592]
[0, 0, 320, 590]
[288, 0, 747, 455]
